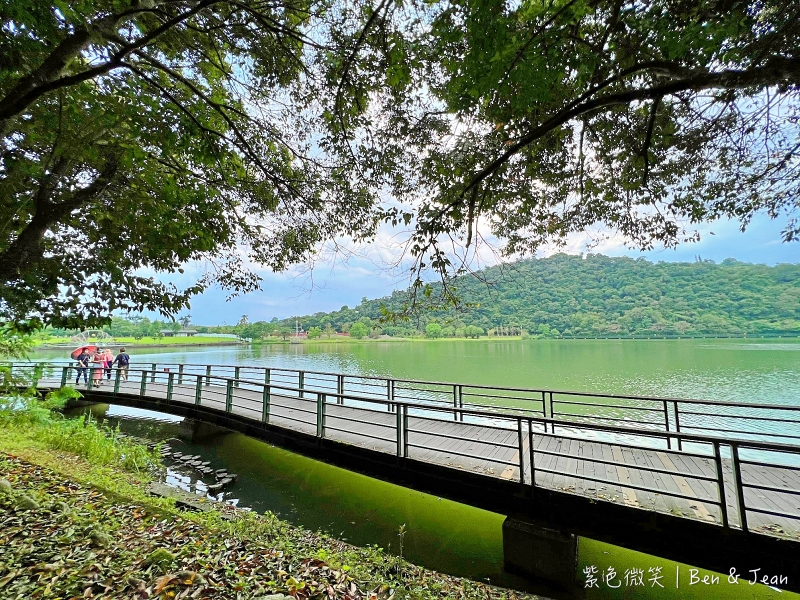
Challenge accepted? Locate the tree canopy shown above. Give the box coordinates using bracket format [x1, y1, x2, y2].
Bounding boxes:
[2, 0, 798, 328]
[0, 0, 384, 328]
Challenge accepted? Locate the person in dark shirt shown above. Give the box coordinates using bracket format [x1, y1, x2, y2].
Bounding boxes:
[75, 349, 90, 384]
[113, 347, 131, 381]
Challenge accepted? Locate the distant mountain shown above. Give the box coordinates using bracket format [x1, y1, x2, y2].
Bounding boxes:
[281, 254, 800, 338]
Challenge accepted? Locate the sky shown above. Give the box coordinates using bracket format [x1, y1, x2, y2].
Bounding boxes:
[144, 213, 798, 326]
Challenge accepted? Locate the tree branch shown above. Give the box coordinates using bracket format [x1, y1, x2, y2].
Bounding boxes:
[641, 94, 662, 186]
[0, 0, 222, 125]
[462, 56, 800, 198]
[0, 155, 121, 283]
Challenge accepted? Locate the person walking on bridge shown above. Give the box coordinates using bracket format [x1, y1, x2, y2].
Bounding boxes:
[103, 348, 114, 380]
[90, 349, 106, 386]
[113, 347, 130, 381]
[75, 349, 90, 385]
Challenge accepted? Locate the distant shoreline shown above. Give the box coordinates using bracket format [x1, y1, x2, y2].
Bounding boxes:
[35, 332, 799, 352]
[35, 341, 244, 350]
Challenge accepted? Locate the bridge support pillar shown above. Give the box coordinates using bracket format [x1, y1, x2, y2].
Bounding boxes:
[502, 518, 578, 594]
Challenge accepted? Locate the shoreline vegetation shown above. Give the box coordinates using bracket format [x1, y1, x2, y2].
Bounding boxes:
[0, 389, 532, 600]
[32, 332, 800, 351]
[30, 256, 799, 349]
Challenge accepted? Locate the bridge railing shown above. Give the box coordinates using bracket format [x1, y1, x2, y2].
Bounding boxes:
[50, 363, 800, 536]
[13, 360, 800, 449]
[8, 361, 800, 538]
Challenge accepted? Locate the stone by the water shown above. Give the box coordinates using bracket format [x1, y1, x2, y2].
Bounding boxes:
[219, 478, 233, 486]
[215, 469, 227, 475]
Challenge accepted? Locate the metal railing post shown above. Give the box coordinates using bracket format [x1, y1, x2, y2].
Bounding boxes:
[403, 405, 409, 458]
[234, 366, 240, 388]
[262, 383, 270, 424]
[453, 385, 459, 421]
[549, 392, 555, 434]
[114, 368, 121, 394]
[167, 372, 175, 402]
[517, 417, 525, 484]
[140, 371, 147, 396]
[265, 368, 271, 386]
[337, 375, 344, 404]
[195, 375, 202, 406]
[387, 379, 393, 411]
[60, 367, 68, 387]
[87, 368, 95, 390]
[205, 365, 212, 386]
[178, 364, 184, 385]
[396, 404, 403, 457]
[225, 379, 233, 413]
[528, 418, 536, 488]
[541, 391, 548, 433]
[663, 399, 671, 449]
[458, 385, 464, 421]
[317, 392, 326, 438]
[299, 371, 305, 399]
[712, 441, 729, 528]
[673, 400, 682, 451]
[731, 443, 748, 532]
[150, 363, 156, 383]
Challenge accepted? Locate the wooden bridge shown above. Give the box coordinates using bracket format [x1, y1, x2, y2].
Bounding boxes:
[10, 361, 800, 595]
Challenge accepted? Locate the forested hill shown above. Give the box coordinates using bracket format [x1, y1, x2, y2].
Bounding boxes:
[295, 254, 800, 338]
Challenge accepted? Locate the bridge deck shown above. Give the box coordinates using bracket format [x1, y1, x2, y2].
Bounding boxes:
[44, 377, 800, 542]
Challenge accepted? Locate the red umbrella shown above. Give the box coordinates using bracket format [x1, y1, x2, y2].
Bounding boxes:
[70, 345, 98, 360]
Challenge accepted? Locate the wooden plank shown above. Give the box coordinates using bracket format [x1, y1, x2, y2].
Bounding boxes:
[656, 452, 716, 522]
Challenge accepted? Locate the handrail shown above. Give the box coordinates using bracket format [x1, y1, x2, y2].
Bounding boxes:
[19, 362, 800, 538]
[29, 363, 800, 454]
[9, 359, 799, 411]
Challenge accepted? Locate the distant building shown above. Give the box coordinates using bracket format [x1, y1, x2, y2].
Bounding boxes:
[160, 329, 198, 337]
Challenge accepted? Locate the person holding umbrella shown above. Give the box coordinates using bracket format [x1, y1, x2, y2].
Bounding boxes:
[73, 347, 91, 385]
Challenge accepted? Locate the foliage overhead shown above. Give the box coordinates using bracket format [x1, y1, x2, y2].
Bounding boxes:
[0, 0, 391, 328]
[2, 0, 799, 328]
[399, 0, 800, 285]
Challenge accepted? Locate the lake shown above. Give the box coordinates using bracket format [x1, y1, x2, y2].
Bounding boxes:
[32, 337, 800, 405]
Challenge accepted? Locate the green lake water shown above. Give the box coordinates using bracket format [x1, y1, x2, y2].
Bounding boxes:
[34, 337, 800, 403]
[42, 339, 800, 599]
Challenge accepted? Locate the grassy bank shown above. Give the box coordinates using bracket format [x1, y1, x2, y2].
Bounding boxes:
[35, 335, 243, 348]
[0, 407, 534, 600]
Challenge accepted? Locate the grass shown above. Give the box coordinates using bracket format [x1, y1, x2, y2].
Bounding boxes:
[0, 393, 533, 600]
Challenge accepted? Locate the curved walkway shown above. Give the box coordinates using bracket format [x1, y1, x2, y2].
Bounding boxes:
[34, 367, 800, 542]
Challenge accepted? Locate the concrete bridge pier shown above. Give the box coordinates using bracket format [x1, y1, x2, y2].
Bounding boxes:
[179, 419, 228, 444]
[502, 517, 579, 597]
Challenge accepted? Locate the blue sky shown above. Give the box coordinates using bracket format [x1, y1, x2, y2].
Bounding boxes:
[148, 214, 798, 326]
